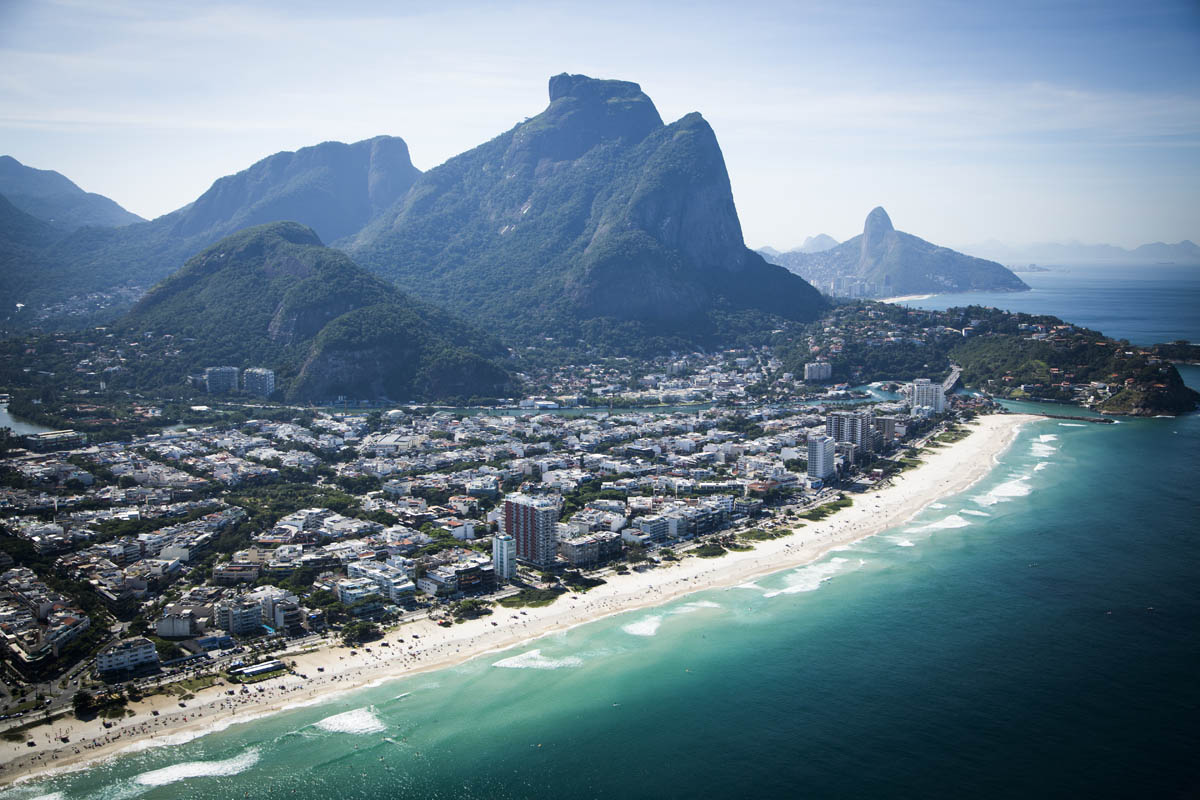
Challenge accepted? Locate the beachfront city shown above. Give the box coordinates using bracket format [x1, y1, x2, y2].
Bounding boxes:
[0, 1, 1197, 797]
[0, 339, 1027, 771]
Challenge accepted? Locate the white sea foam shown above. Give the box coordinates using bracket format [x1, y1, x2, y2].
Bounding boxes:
[907, 514, 971, 532]
[1034, 461, 1051, 472]
[764, 557, 857, 597]
[974, 475, 1032, 506]
[492, 649, 584, 670]
[734, 581, 764, 591]
[889, 537, 916, 547]
[1058, 422, 1086, 427]
[929, 502, 947, 509]
[671, 600, 722, 615]
[1038, 433, 1059, 442]
[1031, 442, 1057, 457]
[961, 509, 990, 517]
[134, 748, 260, 787]
[622, 615, 664, 636]
[27, 794, 65, 800]
[314, 707, 387, 735]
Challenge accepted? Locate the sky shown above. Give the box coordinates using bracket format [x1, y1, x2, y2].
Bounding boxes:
[0, 0, 1198, 251]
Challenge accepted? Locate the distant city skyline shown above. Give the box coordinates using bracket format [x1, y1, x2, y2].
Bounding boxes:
[1, 0, 1197, 250]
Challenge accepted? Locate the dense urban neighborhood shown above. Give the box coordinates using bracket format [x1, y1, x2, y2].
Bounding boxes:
[0, 335, 983, 731]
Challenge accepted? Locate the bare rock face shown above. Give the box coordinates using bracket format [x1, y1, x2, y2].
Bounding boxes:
[859, 206, 895, 266]
[349, 73, 826, 343]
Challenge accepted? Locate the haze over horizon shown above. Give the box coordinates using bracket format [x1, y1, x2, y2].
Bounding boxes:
[1, 0, 1197, 251]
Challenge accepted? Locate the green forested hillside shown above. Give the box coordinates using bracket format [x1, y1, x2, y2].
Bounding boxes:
[1, 138, 421, 325]
[123, 222, 511, 402]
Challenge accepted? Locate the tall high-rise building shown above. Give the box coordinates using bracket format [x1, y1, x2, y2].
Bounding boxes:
[804, 362, 833, 382]
[910, 378, 946, 413]
[807, 435, 836, 480]
[492, 534, 516, 582]
[204, 366, 239, 394]
[503, 494, 559, 568]
[243, 367, 276, 398]
[826, 410, 874, 455]
[874, 415, 900, 444]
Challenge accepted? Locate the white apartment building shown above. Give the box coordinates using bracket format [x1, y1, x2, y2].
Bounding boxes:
[97, 637, 159, 673]
[807, 434, 836, 481]
[804, 362, 833, 382]
[910, 378, 946, 413]
[492, 534, 516, 581]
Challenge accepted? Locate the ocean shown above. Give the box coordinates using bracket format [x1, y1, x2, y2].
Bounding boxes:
[893, 263, 1200, 346]
[3, 275, 1199, 799]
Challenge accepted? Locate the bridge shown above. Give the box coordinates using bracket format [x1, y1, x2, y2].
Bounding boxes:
[943, 365, 962, 394]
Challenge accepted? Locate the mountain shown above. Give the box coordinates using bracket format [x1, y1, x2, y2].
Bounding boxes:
[345, 73, 827, 350]
[0, 136, 423, 324]
[0, 194, 59, 317]
[766, 207, 1028, 297]
[0, 156, 144, 229]
[798, 234, 839, 253]
[1133, 241, 1200, 262]
[165, 136, 420, 246]
[962, 239, 1200, 265]
[122, 222, 511, 402]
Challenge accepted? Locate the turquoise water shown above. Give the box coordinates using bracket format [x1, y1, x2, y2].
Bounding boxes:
[896, 263, 1200, 345]
[5, 369, 1198, 798]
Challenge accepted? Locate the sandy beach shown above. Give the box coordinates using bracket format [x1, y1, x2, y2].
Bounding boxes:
[880, 294, 936, 304]
[0, 412, 1036, 787]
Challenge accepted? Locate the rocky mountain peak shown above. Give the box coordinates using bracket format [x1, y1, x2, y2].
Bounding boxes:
[861, 206, 896, 265]
[548, 73, 645, 103]
[524, 74, 663, 161]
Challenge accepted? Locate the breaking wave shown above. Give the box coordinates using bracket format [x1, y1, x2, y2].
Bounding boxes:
[134, 748, 260, 787]
[622, 616, 664, 636]
[492, 649, 584, 670]
[314, 707, 387, 735]
[974, 474, 1033, 506]
[907, 514, 971, 532]
[763, 558, 861, 597]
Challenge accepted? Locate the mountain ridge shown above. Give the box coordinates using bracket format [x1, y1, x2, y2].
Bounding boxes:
[961, 238, 1200, 265]
[0, 155, 144, 230]
[0, 137, 423, 323]
[763, 207, 1028, 297]
[346, 73, 827, 349]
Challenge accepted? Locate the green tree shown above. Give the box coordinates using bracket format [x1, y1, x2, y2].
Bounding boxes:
[341, 620, 380, 645]
[72, 690, 96, 718]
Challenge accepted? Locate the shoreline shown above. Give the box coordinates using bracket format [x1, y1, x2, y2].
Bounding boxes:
[879, 293, 936, 303]
[0, 413, 1038, 788]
